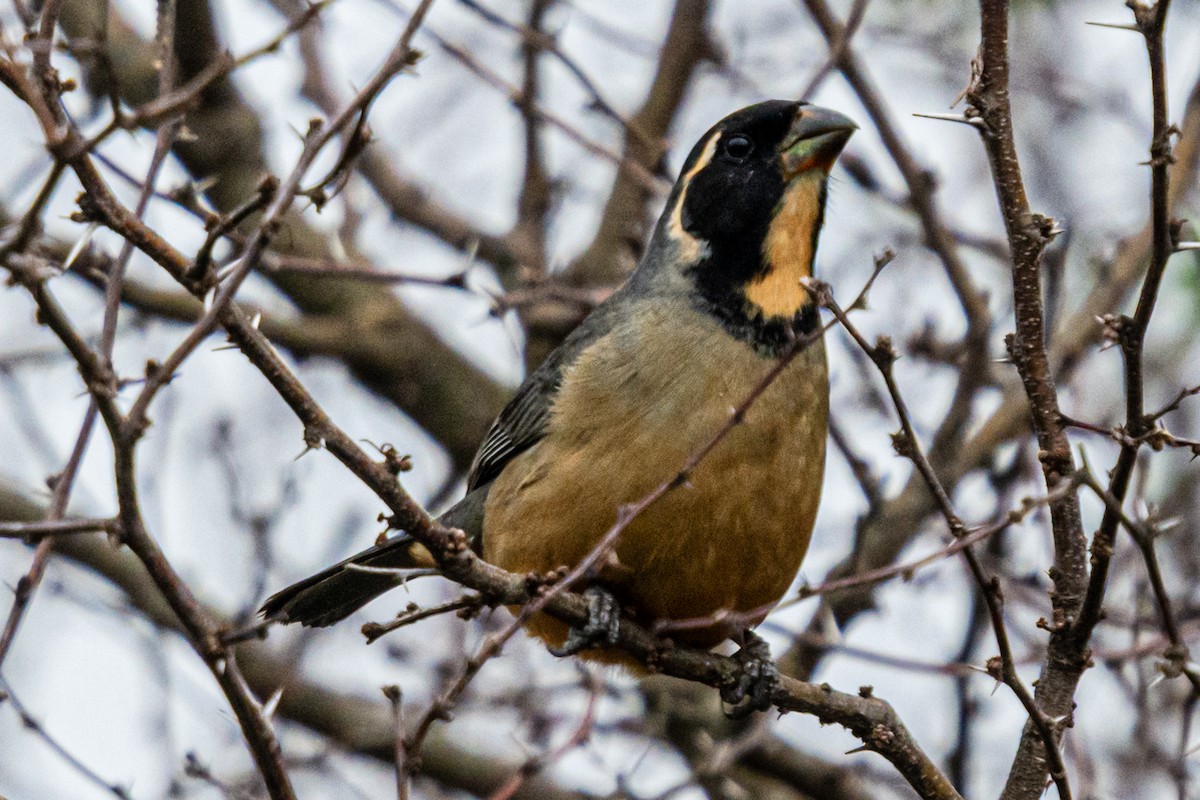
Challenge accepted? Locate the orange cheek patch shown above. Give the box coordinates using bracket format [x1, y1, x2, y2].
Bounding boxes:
[745, 173, 823, 318]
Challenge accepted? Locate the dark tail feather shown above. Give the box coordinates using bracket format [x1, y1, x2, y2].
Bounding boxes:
[260, 536, 432, 627]
[262, 486, 489, 628]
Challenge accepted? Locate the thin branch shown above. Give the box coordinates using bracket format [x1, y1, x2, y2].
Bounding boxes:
[486, 670, 602, 800]
[511, 0, 554, 276]
[790, 476, 1083, 603]
[362, 596, 483, 643]
[0, 400, 99, 668]
[798, 0, 870, 99]
[1077, 0, 1179, 649]
[383, 685, 409, 800]
[424, 27, 661, 193]
[455, 0, 653, 154]
[0, 516, 115, 540]
[565, 0, 713, 287]
[1076, 467, 1200, 694]
[965, 2, 1090, 797]
[0, 678, 133, 799]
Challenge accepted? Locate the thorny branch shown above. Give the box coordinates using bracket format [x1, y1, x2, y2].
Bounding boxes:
[962, 2, 1092, 797]
[0, 1, 440, 796]
[786, 0, 1002, 683]
[812, 278, 1074, 800]
[1077, 0, 1181, 652]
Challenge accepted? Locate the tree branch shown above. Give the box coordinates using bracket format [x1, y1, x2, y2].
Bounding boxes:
[965, 2, 1088, 797]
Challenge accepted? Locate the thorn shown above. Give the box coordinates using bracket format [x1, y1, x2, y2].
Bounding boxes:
[457, 238, 480, 279]
[63, 222, 99, 271]
[262, 686, 284, 719]
[1085, 20, 1140, 31]
[328, 230, 347, 262]
[1155, 516, 1181, 534]
[203, 286, 217, 313]
[993, 356, 1014, 364]
[216, 257, 244, 283]
[1147, 672, 1167, 690]
[816, 602, 843, 642]
[1175, 241, 1200, 252]
[913, 112, 985, 128]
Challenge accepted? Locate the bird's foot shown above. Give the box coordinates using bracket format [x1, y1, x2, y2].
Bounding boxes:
[549, 586, 621, 657]
[721, 629, 779, 718]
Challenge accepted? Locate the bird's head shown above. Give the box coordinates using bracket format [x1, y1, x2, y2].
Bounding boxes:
[651, 100, 856, 342]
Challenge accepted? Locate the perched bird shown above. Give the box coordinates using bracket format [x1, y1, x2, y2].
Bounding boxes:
[263, 100, 854, 687]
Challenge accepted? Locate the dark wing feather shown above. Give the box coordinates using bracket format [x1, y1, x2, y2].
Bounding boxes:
[466, 290, 631, 490]
[467, 375, 554, 489]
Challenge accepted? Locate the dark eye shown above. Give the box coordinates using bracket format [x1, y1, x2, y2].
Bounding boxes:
[723, 134, 754, 162]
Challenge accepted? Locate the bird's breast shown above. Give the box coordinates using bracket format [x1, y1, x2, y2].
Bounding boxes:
[483, 301, 828, 647]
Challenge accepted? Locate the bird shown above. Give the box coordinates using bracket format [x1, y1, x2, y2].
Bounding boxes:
[262, 100, 855, 699]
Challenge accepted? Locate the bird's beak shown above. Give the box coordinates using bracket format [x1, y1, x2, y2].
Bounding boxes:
[780, 105, 857, 178]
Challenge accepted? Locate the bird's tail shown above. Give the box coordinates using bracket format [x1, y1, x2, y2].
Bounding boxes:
[259, 536, 434, 627]
[262, 487, 487, 628]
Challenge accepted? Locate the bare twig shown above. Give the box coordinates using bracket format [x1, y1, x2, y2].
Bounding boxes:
[383, 685, 409, 800]
[0, 516, 115, 540]
[425, 27, 661, 193]
[362, 595, 483, 643]
[790, 477, 1083, 602]
[0, 678, 133, 799]
[0, 400, 98, 669]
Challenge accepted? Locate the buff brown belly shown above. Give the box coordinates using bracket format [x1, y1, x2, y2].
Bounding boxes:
[482, 304, 828, 653]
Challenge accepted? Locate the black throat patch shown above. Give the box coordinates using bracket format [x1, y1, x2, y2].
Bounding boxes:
[691, 279, 820, 358]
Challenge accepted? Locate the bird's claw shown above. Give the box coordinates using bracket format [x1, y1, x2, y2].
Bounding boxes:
[549, 586, 621, 657]
[721, 630, 779, 718]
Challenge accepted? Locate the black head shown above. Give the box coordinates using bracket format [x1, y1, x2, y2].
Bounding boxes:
[655, 100, 856, 353]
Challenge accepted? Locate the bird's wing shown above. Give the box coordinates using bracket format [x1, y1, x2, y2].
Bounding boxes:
[467, 372, 554, 490]
[466, 291, 630, 491]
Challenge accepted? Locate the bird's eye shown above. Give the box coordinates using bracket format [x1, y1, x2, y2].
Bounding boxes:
[723, 134, 754, 162]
